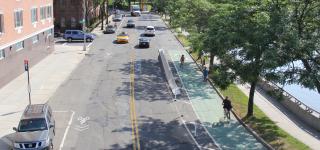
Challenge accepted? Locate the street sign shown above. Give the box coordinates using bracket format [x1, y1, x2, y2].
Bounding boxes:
[24, 60, 29, 71]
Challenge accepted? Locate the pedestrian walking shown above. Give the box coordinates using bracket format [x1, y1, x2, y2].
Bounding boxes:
[222, 96, 233, 120]
[180, 55, 185, 68]
[203, 67, 208, 82]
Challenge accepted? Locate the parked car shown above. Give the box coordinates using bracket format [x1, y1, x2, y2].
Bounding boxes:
[12, 104, 55, 150]
[127, 19, 135, 28]
[144, 26, 155, 36]
[63, 30, 95, 42]
[117, 32, 129, 43]
[113, 14, 122, 22]
[104, 25, 116, 34]
[139, 37, 150, 48]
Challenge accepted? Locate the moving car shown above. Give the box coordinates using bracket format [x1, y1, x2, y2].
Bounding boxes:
[144, 26, 155, 36]
[104, 25, 116, 34]
[127, 19, 135, 28]
[117, 32, 129, 43]
[131, 5, 141, 16]
[139, 37, 150, 48]
[12, 104, 55, 150]
[113, 14, 122, 22]
[63, 30, 95, 42]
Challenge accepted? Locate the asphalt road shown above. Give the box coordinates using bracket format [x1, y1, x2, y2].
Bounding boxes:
[48, 13, 217, 150]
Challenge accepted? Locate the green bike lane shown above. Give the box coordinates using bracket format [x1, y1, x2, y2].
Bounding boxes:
[167, 49, 266, 150]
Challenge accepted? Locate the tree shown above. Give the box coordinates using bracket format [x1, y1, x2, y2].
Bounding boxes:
[208, 0, 286, 116]
[273, 0, 320, 94]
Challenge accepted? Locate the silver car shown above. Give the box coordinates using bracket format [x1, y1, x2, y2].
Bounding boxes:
[12, 104, 55, 150]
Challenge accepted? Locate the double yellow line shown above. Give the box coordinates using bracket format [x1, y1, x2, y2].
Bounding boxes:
[130, 52, 141, 150]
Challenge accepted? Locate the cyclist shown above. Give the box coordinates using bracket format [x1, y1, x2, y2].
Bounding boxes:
[222, 96, 232, 120]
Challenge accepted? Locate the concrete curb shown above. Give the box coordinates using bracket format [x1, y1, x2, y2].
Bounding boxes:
[160, 16, 274, 150]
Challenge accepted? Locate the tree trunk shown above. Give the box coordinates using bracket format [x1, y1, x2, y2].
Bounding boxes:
[101, 3, 104, 30]
[209, 51, 215, 73]
[106, 0, 109, 24]
[247, 81, 257, 117]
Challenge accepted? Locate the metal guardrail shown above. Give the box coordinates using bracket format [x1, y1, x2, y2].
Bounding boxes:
[260, 78, 320, 118]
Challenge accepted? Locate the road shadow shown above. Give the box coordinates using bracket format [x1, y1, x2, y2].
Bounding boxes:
[109, 116, 199, 150]
[0, 132, 14, 150]
[117, 59, 172, 102]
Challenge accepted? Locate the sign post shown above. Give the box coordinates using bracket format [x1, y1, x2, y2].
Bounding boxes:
[24, 60, 31, 105]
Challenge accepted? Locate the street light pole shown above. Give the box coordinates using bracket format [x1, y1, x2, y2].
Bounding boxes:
[24, 60, 31, 105]
[83, 0, 86, 51]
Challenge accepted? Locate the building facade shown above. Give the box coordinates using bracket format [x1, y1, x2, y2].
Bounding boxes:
[54, 0, 100, 33]
[0, 0, 54, 88]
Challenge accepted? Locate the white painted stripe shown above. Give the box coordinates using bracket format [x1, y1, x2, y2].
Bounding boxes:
[86, 43, 93, 48]
[59, 110, 75, 150]
[0, 25, 54, 50]
[53, 110, 69, 113]
[115, 18, 125, 34]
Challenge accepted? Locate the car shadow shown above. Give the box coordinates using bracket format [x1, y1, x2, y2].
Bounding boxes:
[0, 132, 15, 150]
[134, 45, 149, 49]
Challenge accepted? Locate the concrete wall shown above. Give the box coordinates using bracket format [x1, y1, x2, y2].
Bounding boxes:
[257, 80, 320, 131]
[0, 28, 54, 88]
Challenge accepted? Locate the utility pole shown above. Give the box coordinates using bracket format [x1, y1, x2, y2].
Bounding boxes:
[83, 0, 86, 51]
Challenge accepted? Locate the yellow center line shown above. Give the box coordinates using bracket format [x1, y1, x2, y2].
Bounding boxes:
[130, 52, 141, 150]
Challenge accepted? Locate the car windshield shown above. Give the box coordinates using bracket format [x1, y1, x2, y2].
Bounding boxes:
[147, 27, 154, 30]
[118, 33, 128, 36]
[18, 118, 47, 132]
[128, 20, 133, 23]
[115, 14, 122, 18]
[140, 38, 149, 42]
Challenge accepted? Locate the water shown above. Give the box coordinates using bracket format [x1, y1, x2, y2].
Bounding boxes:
[283, 84, 320, 112]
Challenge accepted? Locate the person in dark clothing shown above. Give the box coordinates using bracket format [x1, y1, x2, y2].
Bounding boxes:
[180, 55, 185, 68]
[222, 96, 232, 120]
[203, 67, 208, 82]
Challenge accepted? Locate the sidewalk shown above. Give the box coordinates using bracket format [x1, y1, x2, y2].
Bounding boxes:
[0, 16, 115, 147]
[167, 49, 266, 149]
[237, 84, 320, 149]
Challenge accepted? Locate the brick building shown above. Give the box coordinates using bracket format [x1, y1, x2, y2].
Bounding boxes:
[54, 0, 101, 33]
[0, 0, 54, 88]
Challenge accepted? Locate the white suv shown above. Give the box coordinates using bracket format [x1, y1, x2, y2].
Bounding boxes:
[144, 26, 155, 36]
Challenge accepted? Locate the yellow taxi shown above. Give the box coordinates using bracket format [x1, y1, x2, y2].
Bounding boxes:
[116, 32, 129, 43]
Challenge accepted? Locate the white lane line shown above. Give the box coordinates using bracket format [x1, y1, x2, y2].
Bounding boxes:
[59, 110, 75, 150]
[168, 51, 222, 149]
[115, 18, 125, 34]
[172, 103, 215, 150]
[86, 43, 93, 48]
[53, 110, 69, 113]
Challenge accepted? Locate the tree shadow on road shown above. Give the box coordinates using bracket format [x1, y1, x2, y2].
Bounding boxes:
[109, 116, 198, 150]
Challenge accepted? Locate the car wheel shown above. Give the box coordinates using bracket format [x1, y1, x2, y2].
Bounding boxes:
[86, 38, 92, 42]
[67, 38, 72, 43]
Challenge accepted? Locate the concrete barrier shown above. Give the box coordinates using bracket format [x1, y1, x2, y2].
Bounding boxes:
[158, 49, 181, 98]
[257, 79, 320, 131]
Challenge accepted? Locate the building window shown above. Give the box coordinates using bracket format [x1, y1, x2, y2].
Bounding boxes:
[47, 6, 52, 18]
[0, 14, 4, 34]
[0, 49, 5, 60]
[31, 8, 38, 23]
[16, 41, 24, 51]
[40, 7, 46, 20]
[32, 35, 39, 44]
[14, 10, 23, 28]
